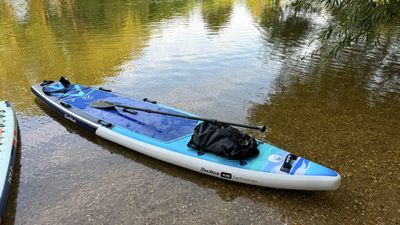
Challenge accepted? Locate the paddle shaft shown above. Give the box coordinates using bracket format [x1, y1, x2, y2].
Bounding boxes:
[110, 103, 266, 132]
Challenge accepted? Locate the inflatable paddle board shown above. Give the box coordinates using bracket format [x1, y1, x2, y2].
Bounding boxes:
[0, 101, 18, 222]
[31, 78, 341, 190]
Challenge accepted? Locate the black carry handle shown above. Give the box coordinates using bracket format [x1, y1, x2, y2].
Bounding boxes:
[143, 98, 157, 104]
[90, 100, 266, 132]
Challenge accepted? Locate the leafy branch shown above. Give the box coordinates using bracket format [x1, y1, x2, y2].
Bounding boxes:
[292, 0, 400, 58]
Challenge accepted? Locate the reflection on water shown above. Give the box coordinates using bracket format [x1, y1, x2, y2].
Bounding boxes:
[201, 0, 233, 33]
[0, 0, 399, 224]
[4, 0, 28, 22]
[105, 1, 271, 122]
[0, 0, 196, 110]
[249, 4, 400, 224]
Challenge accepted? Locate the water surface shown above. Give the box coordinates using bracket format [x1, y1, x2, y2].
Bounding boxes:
[0, 0, 399, 224]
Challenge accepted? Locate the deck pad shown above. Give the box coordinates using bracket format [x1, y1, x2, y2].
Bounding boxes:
[63, 88, 198, 142]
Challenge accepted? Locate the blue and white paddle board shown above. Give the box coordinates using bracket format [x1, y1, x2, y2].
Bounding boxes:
[31, 79, 340, 190]
[0, 101, 18, 221]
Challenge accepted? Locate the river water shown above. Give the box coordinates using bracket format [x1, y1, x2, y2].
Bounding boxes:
[0, 0, 399, 224]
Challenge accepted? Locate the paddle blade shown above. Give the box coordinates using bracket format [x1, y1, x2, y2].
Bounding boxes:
[90, 100, 115, 109]
[259, 125, 267, 132]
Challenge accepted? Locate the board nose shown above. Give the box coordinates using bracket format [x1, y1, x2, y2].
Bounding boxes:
[304, 162, 339, 177]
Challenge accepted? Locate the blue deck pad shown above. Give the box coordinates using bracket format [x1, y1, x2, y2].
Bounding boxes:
[63, 87, 199, 142]
[43, 83, 92, 101]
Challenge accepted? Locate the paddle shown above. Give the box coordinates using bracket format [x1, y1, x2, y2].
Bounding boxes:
[90, 100, 266, 132]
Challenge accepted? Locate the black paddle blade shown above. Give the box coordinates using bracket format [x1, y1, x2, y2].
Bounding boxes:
[259, 125, 267, 132]
[90, 100, 115, 109]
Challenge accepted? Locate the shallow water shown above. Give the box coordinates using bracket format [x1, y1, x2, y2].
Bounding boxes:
[0, 0, 399, 224]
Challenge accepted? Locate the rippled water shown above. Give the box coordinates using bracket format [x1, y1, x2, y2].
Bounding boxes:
[0, 0, 399, 224]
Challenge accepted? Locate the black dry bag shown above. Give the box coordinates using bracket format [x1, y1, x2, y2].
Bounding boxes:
[188, 122, 259, 160]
